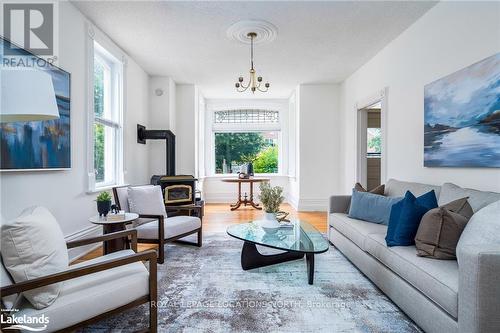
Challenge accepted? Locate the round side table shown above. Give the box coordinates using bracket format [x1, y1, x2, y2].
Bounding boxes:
[89, 213, 139, 254]
[221, 177, 270, 210]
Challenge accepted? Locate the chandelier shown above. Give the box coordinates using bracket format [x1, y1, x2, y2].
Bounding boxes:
[235, 32, 270, 93]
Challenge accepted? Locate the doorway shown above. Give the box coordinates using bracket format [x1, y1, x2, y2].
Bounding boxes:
[356, 89, 387, 190]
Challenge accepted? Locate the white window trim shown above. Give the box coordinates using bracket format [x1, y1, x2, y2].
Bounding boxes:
[204, 99, 289, 177]
[86, 23, 126, 193]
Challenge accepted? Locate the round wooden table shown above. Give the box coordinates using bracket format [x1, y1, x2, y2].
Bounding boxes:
[221, 178, 270, 210]
[89, 213, 138, 254]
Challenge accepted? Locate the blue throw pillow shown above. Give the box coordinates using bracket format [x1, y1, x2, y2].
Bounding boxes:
[385, 190, 438, 246]
[348, 190, 403, 225]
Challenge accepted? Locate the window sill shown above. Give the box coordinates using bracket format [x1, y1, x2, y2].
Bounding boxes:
[201, 174, 289, 179]
[87, 183, 129, 194]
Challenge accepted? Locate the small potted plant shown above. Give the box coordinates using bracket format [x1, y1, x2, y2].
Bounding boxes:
[258, 182, 284, 233]
[96, 191, 112, 217]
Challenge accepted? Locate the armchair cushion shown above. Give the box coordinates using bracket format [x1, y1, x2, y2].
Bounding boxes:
[114, 185, 153, 213]
[127, 185, 167, 217]
[136, 216, 201, 240]
[1, 258, 20, 310]
[1, 206, 68, 309]
[16, 250, 149, 332]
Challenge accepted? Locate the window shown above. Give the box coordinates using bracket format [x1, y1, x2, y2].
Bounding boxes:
[367, 128, 381, 157]
[90, 41, 123, 190]
[212, 110, 280, 174]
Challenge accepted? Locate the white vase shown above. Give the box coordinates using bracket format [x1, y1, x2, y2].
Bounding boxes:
[259, 213, 281, 234]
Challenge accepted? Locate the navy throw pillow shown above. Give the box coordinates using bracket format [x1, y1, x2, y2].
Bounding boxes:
[385, 190, 438, 246]
[348, 190, 403, 225]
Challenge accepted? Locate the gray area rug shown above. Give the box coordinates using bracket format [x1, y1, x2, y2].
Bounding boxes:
[84, 232, 421, 333]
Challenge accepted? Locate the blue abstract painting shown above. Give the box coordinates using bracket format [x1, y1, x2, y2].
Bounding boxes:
[1, 38, 71, 170]
[424, 53, 500, 167]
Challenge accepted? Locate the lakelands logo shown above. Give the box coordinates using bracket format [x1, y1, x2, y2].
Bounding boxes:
[1, 313, 50, 331]
[1, 1, 59, 62]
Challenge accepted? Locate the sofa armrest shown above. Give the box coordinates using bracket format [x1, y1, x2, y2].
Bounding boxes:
[328, 195, 351, 214]
[458, 244, 500, 333]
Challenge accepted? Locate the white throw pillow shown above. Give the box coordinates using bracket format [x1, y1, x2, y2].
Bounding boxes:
[1, 206, 68, 309]
[127, 185, 167, 217]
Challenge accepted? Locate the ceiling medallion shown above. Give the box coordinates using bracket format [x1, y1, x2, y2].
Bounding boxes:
[234, 32, 270, 93]
[227, 20, 277, 94]
[226, 20, 278, 45]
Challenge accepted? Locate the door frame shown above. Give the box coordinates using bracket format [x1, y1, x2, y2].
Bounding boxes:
[355, 88, 388, 188]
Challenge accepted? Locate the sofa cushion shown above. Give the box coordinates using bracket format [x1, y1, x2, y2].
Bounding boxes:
[16, 250, 149, 332]
[329, 213, 387, 251]
[348, 190, 402, 225]
[136, 215, 201, 240]
[1, 206, 68, 309]
[365, 233, 458, 318]
[439, 182, 500, 213]
[457, 200, 500, 264]
[385, 178, 441, 198]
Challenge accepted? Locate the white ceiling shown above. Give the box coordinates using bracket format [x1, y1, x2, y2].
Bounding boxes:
[72, 1, 437, 99]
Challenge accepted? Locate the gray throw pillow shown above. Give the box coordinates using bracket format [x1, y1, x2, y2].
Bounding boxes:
[415, 197, 472, 259]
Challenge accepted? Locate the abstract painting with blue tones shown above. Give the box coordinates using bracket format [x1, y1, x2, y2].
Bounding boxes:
[424, 53, 500, 167]
[1, 38, 71, 170]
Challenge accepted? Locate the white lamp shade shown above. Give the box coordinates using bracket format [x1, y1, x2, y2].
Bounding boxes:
[0, 68, 60, 122]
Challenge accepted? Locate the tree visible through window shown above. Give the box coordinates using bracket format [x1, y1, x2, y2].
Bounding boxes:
[215, 132, 278, 174]
[367, 128, 381, 155]
[92, 41, 122, 189]
[94, 60, 105, 182]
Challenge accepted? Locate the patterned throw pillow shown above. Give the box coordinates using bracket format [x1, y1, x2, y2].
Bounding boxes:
[415, 197, 473, 259]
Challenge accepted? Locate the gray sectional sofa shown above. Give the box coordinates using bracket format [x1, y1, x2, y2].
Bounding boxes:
[328, 179, 500, 333]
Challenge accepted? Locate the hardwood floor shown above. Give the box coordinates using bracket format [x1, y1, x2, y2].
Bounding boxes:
[75, 203, 327, 263]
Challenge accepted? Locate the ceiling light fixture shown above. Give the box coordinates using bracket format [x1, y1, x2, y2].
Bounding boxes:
[235, 32, 269, 93]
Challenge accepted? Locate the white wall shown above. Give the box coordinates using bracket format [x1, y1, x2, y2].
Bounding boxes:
[176, 84, 197, 175]
[0, 2, 150, 259]
[295, 84, 341, 210]
[148, 76, 176, 176]
[339, 1, 500, 193]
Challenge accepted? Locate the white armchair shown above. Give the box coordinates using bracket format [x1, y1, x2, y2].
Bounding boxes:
[113, 185, 202, 264]
[0, 207, 157, 332]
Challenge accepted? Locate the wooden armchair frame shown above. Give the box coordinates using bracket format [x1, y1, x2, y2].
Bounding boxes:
[113, 186, 202, 264]
[1, 229, 158, 333]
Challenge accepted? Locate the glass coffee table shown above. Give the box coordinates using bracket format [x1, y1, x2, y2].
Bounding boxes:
[227, 220, 329, 285]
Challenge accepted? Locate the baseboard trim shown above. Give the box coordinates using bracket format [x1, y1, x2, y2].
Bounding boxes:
[297, 198, 328, 212]
[66, 225, 102, 262]
[287, 193, 299, 210]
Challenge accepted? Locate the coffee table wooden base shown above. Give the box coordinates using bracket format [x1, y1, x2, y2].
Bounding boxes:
[240, 241, 315, 285]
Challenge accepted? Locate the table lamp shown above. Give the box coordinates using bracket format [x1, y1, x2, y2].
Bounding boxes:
[0, 68, 59, 122]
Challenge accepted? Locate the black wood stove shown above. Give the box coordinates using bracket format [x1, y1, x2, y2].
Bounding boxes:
[137, 124, 198, 206]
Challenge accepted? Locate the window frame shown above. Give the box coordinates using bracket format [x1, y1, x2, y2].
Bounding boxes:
[210, 109, 283, 176]
[86, 25, 125, 193]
